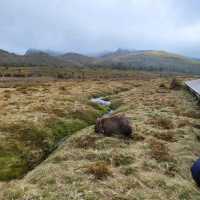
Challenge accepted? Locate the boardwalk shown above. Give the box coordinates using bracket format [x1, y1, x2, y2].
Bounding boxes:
[185, 79, 200, 98]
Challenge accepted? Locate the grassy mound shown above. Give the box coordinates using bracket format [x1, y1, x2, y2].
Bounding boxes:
[0, 100, 114, 181]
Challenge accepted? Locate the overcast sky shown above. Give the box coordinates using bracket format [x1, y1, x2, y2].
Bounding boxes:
[0, 0, 200, 57]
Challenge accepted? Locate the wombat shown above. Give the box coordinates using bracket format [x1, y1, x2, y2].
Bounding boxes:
[95, 115, 133, 138]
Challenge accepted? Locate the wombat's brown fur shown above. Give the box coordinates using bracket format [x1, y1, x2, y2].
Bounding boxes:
[95, 115, 133, 138]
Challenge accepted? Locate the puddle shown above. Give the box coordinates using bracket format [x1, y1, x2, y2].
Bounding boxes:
[91, 97, 113, 117]
[91, 97, 111, 106]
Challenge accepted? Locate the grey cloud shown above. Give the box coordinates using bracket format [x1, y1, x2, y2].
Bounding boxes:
[0, 0, 200, 57]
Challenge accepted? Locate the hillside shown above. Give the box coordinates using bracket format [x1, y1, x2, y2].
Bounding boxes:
[59, 52, 95, 65]
[26, 49, 63, 57]
[0, 74, 200, 199]
[0, 50, 23, 66]
[1, 48, 200, 74]
[93, 50, 200, 74]
[23, 52, 79, 67]
[0, 49, 80, 68]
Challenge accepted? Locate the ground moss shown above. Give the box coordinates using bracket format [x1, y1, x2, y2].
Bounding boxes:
[0, 118, 88, 181]
[89, 102, 110, 115]
[0, 102, 108, 181]
[70, 109, 102, 125]
[48, 118, 88, 141]
[0, 153, 28, 181]
[110, 99, 123, 110]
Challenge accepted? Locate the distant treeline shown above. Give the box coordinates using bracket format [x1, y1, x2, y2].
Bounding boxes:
[0, 66, 141, 80]
[92, 62, 200, 75]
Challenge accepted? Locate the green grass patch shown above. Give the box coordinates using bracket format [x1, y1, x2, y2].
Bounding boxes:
[0, 153, 28, 181]
[70, 109, 102, 125]
[48, 118, 88, 141]
[90, 91, 112, 98]
[110, 99, 123, 110]
[0, 97, 112, 181]
[89, 102, 110, 115]
[0, 118, 88, 181]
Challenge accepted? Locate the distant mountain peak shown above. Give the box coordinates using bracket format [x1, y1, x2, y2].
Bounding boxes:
[25, 49, 44, 56]
[25, 49, 63, 56]
[115, 48, 132, 54]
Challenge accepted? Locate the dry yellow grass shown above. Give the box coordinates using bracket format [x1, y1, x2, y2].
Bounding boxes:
[0, 74, 200, 199]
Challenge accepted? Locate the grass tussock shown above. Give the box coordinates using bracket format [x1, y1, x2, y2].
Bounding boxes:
[163, 161, 178, 177]
[153, 131, 176, 142]
[70, 109, 101, 125]
[159, 83, 168, 89]
[50, 108, 67, 117]
[148, 116, 174, 129]
[84, 161, 112, 179]
[149, 139, 172, 162]
[182, 110, 200, 119]
[70, 134, 98, 149]
[133, 133, 145, 142]
[177, 119, 191, 128]
[113, 153, 135, 167]
[120, 166, 136, 176]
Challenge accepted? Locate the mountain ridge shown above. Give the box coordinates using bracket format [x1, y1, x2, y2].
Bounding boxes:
[0, 48, 200, 74]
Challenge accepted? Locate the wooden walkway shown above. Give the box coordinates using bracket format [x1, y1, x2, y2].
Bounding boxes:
[185, 79, 200, 98]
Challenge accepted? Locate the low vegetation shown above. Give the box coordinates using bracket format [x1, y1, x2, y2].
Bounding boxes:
[0, 72, 200, 199]
[0, 76, 134, 181]
[84, 161, 112, 179]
